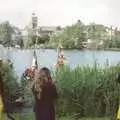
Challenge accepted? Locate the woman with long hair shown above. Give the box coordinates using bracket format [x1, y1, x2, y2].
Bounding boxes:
[32, 67, 58, 120]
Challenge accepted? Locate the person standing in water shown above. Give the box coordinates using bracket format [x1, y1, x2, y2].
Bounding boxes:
[32, 67, 58, 120]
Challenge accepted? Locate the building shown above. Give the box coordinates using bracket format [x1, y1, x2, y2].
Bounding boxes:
[38, 26, 57, 37]
[105, 27, 115, 38]
[82, 39, 104, 49]
[21, 26, 30, 48]
[20, 13, 61, 46]
[11, 27, 21, 45]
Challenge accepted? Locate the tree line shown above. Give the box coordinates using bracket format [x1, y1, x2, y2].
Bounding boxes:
[47, 20, 120, 49]
[0, 21, 24, 48]
[0, 20, 120, 49]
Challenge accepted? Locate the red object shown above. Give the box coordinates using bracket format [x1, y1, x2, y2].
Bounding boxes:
[24, 68, 35, 80]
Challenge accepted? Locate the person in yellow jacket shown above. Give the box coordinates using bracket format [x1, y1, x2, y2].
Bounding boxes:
[117, 105, 120, 120]
[116, 73, 120, 120]
[0, 75, 4, 120]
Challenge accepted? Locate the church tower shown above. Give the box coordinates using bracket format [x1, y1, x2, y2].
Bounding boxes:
[32, 12, 38, 36]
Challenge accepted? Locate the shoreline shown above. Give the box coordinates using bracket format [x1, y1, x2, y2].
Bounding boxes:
[5, 46, 120, 52]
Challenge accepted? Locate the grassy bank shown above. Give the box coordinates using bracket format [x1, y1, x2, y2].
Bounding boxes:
[25, 45, 120, 52]
[13, 113, 109, 120]
[15, 116, 109, 120]
[104, 48, 120, 51]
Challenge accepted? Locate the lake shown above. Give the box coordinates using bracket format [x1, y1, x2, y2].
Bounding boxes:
[1, 49, 120, 76]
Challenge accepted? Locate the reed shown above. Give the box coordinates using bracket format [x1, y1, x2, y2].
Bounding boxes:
[2, 63, 120, 119]
[54, 65, 120, 118]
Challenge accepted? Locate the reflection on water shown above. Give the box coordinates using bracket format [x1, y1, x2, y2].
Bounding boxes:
[5, 49, 120, 76]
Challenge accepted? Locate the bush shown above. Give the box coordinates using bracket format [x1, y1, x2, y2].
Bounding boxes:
[0, 62, 23, 111]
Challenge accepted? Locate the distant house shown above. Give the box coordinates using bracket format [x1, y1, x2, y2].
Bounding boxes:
[20, 25, 60, 46]
[21, 26, 57, 38]
[21, 26, 30, 48]
[38, 26, 57, 37]
[105, 27, 115, 38]
[82, 39, 104, 49]
[12, 27, 21, 45]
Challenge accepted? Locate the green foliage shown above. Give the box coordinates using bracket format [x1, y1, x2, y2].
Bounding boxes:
[37, 35, 50, 44]
[54, 65, 120, 118]
[20, 75, 34, 105]
[49, 22, 86, 49]
[2, 60, 120, 119]
[0, 21, 14, 47]
[48, 22, 108, 49]
[86, 23, 106, 40]
[26, 32, 50, 48]
[16, 32, 24, 48]
[2, 63, 120, 119]
[48, 21, 120, 49]
[14, 113, 109, 120]
[0, 63, 22, 103]
[18, 65, 120, 119]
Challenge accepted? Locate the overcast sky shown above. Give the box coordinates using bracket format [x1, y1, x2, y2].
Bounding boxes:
[0, 0, 119, 28]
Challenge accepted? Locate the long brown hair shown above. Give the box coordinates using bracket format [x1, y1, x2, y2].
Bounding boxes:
[33, 67, 53, 99]
[40, 67, 52, 84]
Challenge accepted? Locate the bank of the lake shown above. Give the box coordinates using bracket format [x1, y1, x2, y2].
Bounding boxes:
[29, 45, 120, 51]
[104, 48, 120, 51]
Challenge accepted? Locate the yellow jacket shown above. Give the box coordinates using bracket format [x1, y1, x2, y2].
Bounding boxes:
[0, 95, 4, 120]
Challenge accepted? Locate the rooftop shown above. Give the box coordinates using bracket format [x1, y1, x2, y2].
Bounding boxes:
[39, 26, 57, 31]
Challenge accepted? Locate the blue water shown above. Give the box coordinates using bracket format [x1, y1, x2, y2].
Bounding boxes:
[6, 49, 120, 76]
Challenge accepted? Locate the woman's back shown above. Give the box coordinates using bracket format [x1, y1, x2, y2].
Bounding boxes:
[33, 83, 58, 120]
[33, 83, 57, 107]
[32, 67, 58, 120]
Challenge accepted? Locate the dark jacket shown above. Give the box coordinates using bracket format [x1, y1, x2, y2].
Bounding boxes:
[32, 83, 58, 120]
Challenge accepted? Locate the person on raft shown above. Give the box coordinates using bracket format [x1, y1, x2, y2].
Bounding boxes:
[32, 67, 58, 120]
[56, 50, 66, 69]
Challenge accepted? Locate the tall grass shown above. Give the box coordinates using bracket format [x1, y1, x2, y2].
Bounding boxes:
[3, 63, 120, 119]
[54, 65, 120, 119]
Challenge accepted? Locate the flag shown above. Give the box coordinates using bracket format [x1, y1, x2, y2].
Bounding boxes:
[31, 50, 38, 69]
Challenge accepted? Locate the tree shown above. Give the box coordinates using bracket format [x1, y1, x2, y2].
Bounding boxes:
[56, 26, 62, 31]
[49, 20, 86, 49]
[0, 21, 14, 47]
[87, 23, 106, 41]
[25, 27, 34, 48]
[40, 35, 50, 43]
[0, 62, 23, 112]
